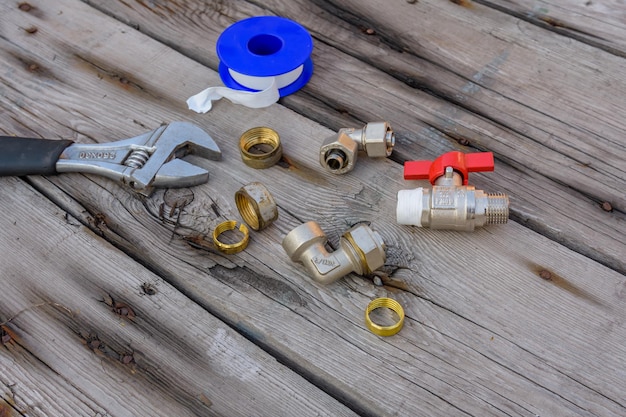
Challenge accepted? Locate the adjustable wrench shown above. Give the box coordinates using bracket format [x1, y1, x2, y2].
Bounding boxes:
[0, 122, 221, 195]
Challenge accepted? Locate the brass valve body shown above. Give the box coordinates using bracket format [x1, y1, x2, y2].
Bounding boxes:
[282, 221, 386, 284]
[320, 122, 395, 174]
[397, 168, 509, 231]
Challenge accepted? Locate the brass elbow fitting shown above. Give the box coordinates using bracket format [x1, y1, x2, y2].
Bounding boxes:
[282, 221, 386, 284]
[320, 122, 395, 174]
[398, 151, 509, 231]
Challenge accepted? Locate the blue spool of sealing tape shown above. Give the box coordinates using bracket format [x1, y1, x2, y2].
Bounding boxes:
[217, 16, 314, 97]
[186, 16, 313, 113]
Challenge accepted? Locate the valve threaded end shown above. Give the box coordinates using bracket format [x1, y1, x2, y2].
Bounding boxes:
[485, 193, 509, 224]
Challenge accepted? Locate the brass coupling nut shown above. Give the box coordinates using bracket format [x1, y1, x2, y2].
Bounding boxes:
[365, 298, 405, 337]
[212, 220, 250, 254]
[239, 127, 282, 169]
[235, 182, 278, 231]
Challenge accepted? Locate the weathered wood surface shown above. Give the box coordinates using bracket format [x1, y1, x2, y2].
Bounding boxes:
[0, 0, 625, 416]
[0, 181, 356, 417]
[87, 0, 626, 274]
[479, 0, 626, 56]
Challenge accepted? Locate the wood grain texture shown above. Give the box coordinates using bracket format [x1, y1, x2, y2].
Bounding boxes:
[0, 177, 358, 417]
[478, 0, 626, 56]
[0, 0, 624, 416]
[312, 0, 626, 200]
[83, 0, 626, 275]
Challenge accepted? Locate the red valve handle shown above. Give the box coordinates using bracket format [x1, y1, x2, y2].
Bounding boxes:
[404, 151, 494, 185]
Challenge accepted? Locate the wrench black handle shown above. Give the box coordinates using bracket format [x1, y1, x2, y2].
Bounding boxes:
[0, 136, 74, 176]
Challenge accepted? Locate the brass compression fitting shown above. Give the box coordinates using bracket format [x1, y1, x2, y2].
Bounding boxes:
[320, 122, 395, 174]
[397, 151, 509, 231]
[282, 221, 386, 284]
[239, 127, 282, 169]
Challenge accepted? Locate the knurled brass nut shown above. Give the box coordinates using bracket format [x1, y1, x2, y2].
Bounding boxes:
[235, 182, 278, 231]
[239, 127, 283, 169]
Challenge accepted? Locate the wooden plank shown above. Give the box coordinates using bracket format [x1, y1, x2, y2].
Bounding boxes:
[89, 0, 626, 210]
[1, 1, 625, 416]
[83, 0, 626, 273]
[32, 176, 626, 417]
[1, 351, 109, 417]
[478, 0, 626, 56]
[306, 0, 626, 204]
[0, 177, 358, 417]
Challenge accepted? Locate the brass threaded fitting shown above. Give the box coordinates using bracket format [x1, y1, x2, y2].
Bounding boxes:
[239, 127, 282, 169]
[485, 192, 509, 224]
[320, 122, 395, 174]
[235, 182, 278, 231]
[365, 298, 405, 337]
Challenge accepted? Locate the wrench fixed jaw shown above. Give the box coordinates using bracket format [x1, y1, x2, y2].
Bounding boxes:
[165, 122, 223, 161]
[56, 122, 221, 195]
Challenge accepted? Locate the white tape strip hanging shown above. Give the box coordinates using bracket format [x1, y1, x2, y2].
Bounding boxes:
[186, 16, 313, 114]
[187, 66, 304, 113]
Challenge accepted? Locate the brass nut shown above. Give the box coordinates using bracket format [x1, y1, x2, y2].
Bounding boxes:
[235, 182, 278, 231]
[239, 127, 282, 169]
[363, 121, 395, 158]
[212, 220, 250, 254]
[365, 298, 405, 337]
[343, 224, 386, 275]
[319, 131, 359, 174]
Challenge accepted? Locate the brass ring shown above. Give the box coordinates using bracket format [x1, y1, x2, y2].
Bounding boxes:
[212, 220, 250, 254]
[239, 127, 282, 169]
[365, 298, 405, 336]
[235, 182, 278, 231]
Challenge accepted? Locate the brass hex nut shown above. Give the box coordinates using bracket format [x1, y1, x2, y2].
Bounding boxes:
[235, 182, 278, 231]
[342, 224, 386, 275]
[363, 121, 394, 158]
[319, 131, 359, 174]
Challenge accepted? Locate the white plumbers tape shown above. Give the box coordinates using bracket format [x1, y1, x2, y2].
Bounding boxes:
[186, 77, 280, 113]
[396, 188, 424, 227]
[229, 66, 304, 91]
